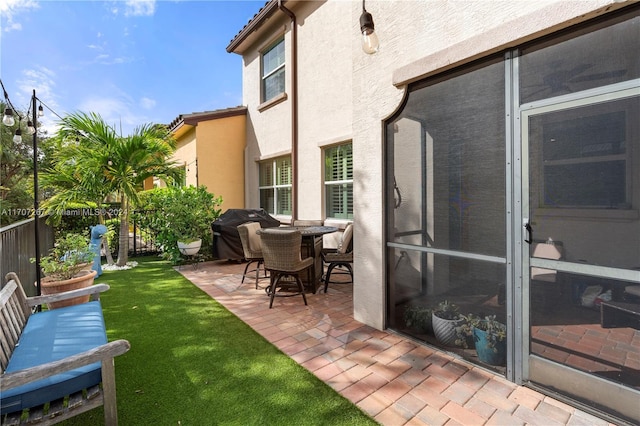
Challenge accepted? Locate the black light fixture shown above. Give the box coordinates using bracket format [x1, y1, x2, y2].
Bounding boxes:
[27, 119, 36, 135]
[38, 103, 44, 117]
[360, 0, 379, 54]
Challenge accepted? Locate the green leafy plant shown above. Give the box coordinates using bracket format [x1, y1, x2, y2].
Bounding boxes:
[474, 315, 507, 352]
[432, 300, 461, 320]
[134, 185, 223, 263]
[454, 313, 481, 348]
[454, 314, 506, 351]
[32, 233, 94, 280]
[404, 305, 432, 333]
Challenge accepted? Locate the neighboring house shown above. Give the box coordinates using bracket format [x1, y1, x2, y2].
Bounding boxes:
[167, 107, 247, 209]
[227, 0, 639, 423]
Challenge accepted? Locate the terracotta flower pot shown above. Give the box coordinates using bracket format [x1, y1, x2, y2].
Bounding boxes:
[41, 269, 97, 309]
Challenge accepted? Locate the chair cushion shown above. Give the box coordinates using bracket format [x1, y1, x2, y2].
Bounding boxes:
[246, 223, 263, 253]
[338, 224, 353, 254]
[1, 301, 107, 414]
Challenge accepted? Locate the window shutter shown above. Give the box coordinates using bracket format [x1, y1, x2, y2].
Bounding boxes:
[325, 144, 353, 219]
[259, 162, 273, 187]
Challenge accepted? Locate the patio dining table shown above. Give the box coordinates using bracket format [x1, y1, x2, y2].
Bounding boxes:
[264, 226, 338, 293]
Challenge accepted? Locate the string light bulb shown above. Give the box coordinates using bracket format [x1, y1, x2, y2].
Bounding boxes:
[13, 128, 22, 143]
[360, 0, 379, 54]
[38, 104, 44, 117]
[3, 107, 15, 126]
[27, 120, 36, 135]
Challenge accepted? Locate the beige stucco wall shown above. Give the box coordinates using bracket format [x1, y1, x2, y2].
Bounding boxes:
[196, 115, 246, 210]
[172, 114, 246, 210]
[173, 127, 197, 186]
[239, 0, 632, 329]
[242, 1, 352, 223]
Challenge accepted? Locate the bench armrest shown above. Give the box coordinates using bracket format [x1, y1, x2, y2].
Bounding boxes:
[0, 339, 130, 391]
[26, 283, 111, 307]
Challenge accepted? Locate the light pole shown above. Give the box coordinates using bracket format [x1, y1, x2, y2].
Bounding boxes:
[31, 89, 42, 295]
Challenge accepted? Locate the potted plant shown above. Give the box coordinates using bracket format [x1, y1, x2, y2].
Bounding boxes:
[175, 205, 212, 255]
[32, 232, 97, 309]
[472, 315, 507, 366]
[431, 301, 465, 346]
[135, 186, 222, 263]
[404, 305, 433, 334]
[454, 313, 481, 349]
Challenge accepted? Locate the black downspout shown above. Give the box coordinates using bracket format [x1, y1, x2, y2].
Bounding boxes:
[278, 0, 298, 221]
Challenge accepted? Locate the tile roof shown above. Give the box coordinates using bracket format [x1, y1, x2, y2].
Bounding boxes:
[226, 0, 279, 53]
[167, 106, 247, 132]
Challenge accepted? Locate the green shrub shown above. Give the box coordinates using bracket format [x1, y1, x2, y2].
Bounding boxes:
[134, 186, 222, 263]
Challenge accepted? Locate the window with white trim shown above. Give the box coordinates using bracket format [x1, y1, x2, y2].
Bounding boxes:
[325, 143, 353, 219]
[259, 156, 292, 216]
[262, 38, 285, 102]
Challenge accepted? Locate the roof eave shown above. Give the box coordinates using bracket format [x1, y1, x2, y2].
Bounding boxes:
[226, 0, 280, 54]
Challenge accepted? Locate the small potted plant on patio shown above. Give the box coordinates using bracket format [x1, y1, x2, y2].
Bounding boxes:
[454, 313, 481, 349]
[404, 305, 433, 334]
[33, 232, 96, 308]
[471, 315, 507, 366]
[431, 300, 465, 346]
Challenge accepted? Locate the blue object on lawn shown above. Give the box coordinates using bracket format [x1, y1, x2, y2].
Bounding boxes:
[90, 224, 108, 277]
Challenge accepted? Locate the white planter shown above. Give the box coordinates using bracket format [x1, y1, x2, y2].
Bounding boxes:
[432, 312, 465, 347]
[178, 239, 202, 256]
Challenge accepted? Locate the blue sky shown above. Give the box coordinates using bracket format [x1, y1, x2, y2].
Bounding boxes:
[0, 0, 265, 136]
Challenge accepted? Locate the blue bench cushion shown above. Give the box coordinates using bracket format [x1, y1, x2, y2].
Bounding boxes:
[1, 301, 107, 414]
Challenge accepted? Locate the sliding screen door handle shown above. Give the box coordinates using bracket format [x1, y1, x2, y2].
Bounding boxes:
[524, 221, 533, 244]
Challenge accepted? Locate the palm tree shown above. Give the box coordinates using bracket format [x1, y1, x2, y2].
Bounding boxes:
[41, 112, 182, 266]
[104, 123, 182, 265]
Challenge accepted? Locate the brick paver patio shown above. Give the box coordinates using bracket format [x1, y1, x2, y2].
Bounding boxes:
[178, 260, 619, 426]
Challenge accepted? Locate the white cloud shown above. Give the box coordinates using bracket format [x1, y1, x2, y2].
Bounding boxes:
[0, 0, 39, 32]
[16, 66, 60, 135]
[123, 0, 155, 17]
[78, 91, 157, 136]
[139, 97, 156, 110]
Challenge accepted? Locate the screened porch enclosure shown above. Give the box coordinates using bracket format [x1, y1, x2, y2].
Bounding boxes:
[384, 7, 639, 423]
[386, 56, 508, 373]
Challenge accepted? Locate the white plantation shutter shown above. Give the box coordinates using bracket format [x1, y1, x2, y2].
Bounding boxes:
[276, 157, 291, 185]
[325, 144, 353, 219]
[259, 162, 273, 186]
[259, 156, 292, 216]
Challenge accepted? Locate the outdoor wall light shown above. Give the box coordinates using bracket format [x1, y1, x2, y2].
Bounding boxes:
[3, 107, 16, 126]
[360, 0, 379, 54]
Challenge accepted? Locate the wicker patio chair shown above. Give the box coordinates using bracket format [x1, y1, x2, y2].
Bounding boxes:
[321, 223, 353, 293]
[237, 222, 268, 289]
[259, 228, 312, 308]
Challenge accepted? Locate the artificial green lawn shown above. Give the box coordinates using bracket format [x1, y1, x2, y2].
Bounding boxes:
[62, 257, 377, 425]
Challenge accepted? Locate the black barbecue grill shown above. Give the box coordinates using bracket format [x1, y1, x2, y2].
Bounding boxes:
[211, 209, 281, 260]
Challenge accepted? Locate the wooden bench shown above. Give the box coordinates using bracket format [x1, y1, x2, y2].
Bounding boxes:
[1, 272, 130, 425]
